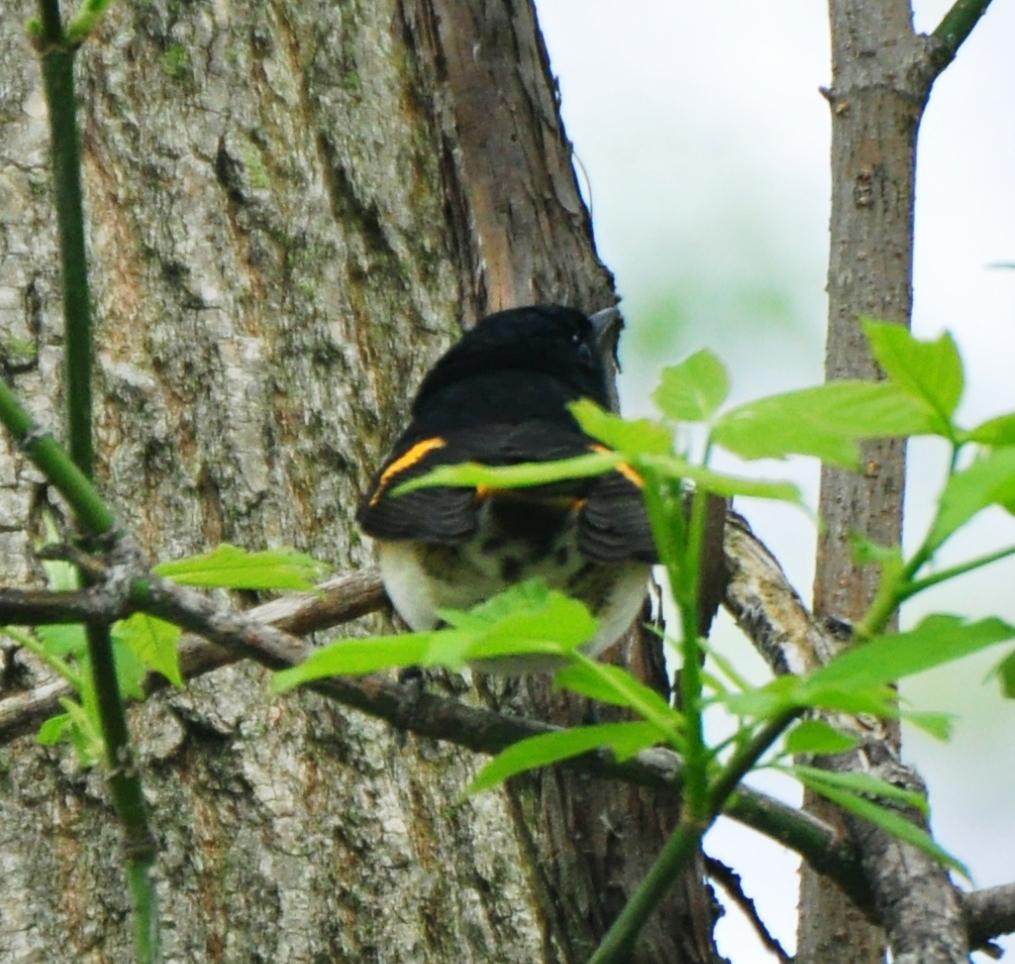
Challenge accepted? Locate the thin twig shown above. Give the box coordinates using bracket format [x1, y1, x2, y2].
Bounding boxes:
[705, 854, 793, 963]
[0, 586, 122, 625]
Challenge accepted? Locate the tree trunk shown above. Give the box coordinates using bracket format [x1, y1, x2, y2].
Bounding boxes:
[804, 2, 932, 961]
[0, 1, 719, 960]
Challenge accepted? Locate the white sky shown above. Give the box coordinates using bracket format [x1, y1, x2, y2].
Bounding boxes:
[535, 2, 1015, 960]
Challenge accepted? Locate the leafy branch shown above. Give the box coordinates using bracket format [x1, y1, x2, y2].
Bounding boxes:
[289, 318, 1015, 958]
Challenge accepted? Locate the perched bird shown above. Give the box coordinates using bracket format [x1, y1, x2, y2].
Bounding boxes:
[357, 304, 658, 661]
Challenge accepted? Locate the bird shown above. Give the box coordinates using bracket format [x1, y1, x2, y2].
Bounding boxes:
[357, 304, 659, 665]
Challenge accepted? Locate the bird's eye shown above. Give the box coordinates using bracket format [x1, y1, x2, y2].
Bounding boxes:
[577, 342, 594, 365]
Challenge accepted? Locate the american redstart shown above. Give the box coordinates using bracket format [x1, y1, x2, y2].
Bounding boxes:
[358, 304, 723, 664]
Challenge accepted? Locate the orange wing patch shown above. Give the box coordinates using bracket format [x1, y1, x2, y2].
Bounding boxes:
[369, 437, 447, 505]
[590, 443, 644, 488]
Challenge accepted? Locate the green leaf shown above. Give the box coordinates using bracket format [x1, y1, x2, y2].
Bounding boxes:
[466, 721, 661, 795]
[35, 622, 88, 659]
[791, 764, 928, 814]
[439, 578, 556, 629]
[792, 768, 968, 879]
[155, 544, 329, 590]
[66, 0, 116, 43]
[438, 580, 597, 655]
[965, 413, 1015, 446]
[721, 676, 801, 719]
[274, 633, 445, 692]
[805, 615, 1015, 691]
[556, 657, 684, 748]
[37, 713, 72, 746]
[712, 381, 940, 468]
[795, 685, 898, 717]
[652, 350, 730, 422]
[784, 720, 860, 756]
[863, 319, 963, 428]
[988, 649, 1015, 699]
[275, 582, 597, 691]
[556, 661, 676, 718]
[850, 533, 904, 569]
[37, 512, 80, 593]
[394, 452, 619, 495]
[569, 399, 673, 456]
[113, 613, 183, 687]
[928, 447, 1015, 548]
[109, 640, 147, 701]
[642, 455, 803, 504]
[57, 697, 103, 767]
[902, 710, 954, 741]
[721, 674, 899, 721]
[40, 556, 80, 593]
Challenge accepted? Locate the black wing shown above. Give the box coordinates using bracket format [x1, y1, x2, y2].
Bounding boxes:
[359, 420, 600, 542]
[578, 468, 657, 563]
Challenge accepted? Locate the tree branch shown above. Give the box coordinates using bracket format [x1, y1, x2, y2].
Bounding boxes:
[965, 883, 1015, 954]
[929, 0, 996, 74]
[722, 512, 971, 960]
[0, 586, 118, 624]
[2, 523, 1014, 946]
[0, 569, 387, 739]
[705, 855, 792, 963]
[2, 562, 872, 911]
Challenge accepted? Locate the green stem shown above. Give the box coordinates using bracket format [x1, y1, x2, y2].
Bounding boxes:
[676, 484, 708, 818]
[0, 625, 81, 688]
[707, 709, 800, 813]
[0, 380, 117, 535]
[37, 0, 94, 479]
[930, 0, 996, 72]
[589, 817, 706, 964]
[641, 471, 709, 817]
[856, 441, 965, 639]
[127, 856, 162, 962]
[590, 709, 800, 961]
[87, 619, 160, 954]
[900, 545, 1015, 601]
[854, 570, 903, 641]
[590, 469, 765, 961]
[31, 3, 161, 959]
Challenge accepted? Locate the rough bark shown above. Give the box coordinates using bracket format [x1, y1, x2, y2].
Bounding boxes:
[804, 3, 967, 962]
[0, 1, 719, 961]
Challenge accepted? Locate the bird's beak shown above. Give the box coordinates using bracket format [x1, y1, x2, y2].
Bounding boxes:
[589, 306, 624, 371]
[589, 306, 623, 345]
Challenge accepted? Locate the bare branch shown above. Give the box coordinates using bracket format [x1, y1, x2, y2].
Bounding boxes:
[965, 883, 1015, 954]
[0, 586, 119, 624]
[705, 855, 792, 963]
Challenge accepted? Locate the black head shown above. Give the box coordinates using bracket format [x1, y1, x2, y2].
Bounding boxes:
[413, 305, 617, 413]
